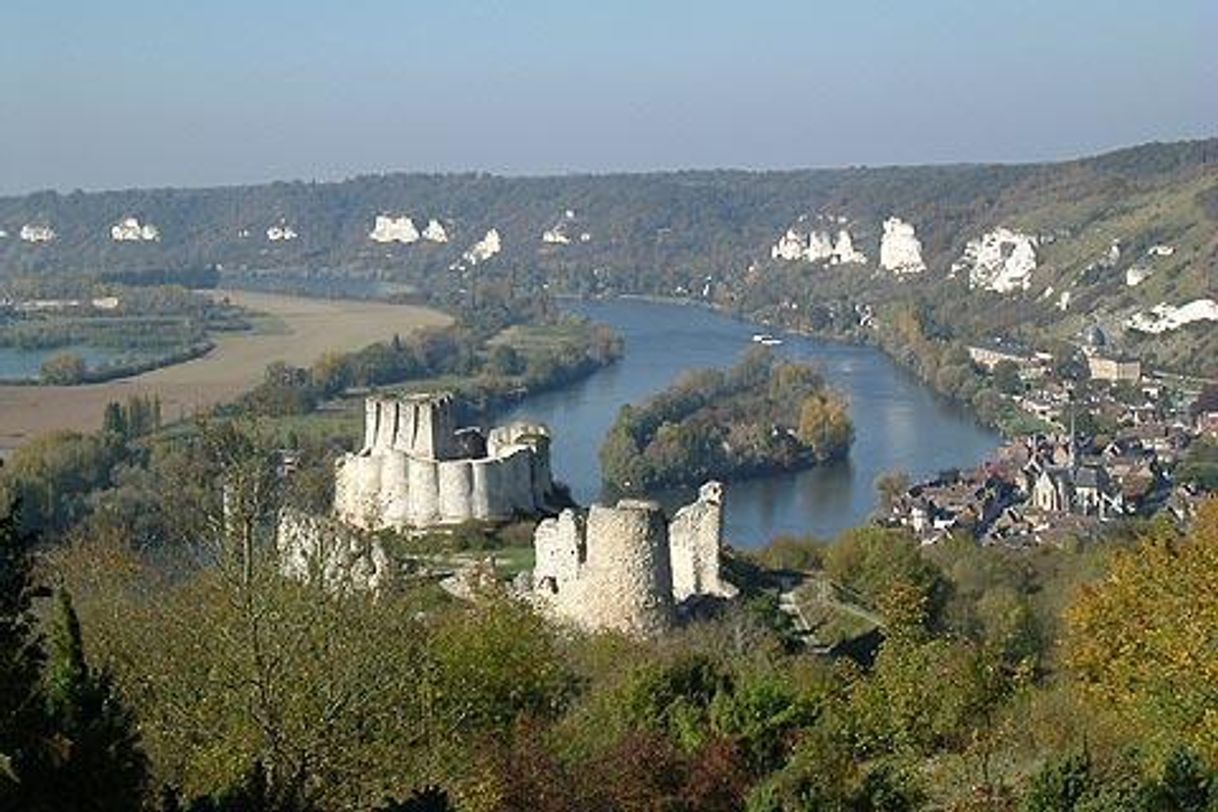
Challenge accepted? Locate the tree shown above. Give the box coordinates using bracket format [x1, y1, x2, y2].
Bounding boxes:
[796, 393, 853, 460]
[40, 353, 87, 385]
[1064, 498, 1218, 762]
[40, 589, 148, 811]
[486, 344, 524, 377]
[0, 499, 47, 805]
[991, 360, 1024, 395]
[875, 470, 911, 515]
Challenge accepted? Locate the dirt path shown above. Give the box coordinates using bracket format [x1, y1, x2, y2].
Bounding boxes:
[0, 290, 451, 454]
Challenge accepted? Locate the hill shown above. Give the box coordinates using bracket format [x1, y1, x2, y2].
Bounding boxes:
[2, 138, 1215, 373]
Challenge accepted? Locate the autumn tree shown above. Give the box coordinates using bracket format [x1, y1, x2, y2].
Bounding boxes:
[1064, 499, 1218, 763]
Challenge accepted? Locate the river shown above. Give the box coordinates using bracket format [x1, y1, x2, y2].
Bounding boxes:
[499, 298, 1001, 547]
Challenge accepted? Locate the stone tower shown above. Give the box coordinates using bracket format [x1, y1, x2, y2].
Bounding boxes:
[530, 483, 734, 637]
[580, 499, 675, 636]
[364, 392, 458, 459]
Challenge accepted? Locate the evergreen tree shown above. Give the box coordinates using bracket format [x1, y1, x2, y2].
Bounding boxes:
[40, 588, 147, 811]
[0, 498, 47, 804]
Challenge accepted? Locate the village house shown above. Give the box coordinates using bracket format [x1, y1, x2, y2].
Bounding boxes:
[1088, 354, 1142, 383]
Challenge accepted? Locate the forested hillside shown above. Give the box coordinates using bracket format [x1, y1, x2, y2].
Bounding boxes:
[2, 138, 1215, 373]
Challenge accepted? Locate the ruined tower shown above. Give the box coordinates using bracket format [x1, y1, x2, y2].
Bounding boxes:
[530, 482, 734, 637]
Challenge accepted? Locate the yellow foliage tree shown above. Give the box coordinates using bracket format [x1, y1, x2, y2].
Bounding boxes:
[797, 393, 853, 460]
[1063, 499, 1218, 763]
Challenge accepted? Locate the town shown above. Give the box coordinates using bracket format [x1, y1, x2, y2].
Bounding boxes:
[885, 335, 1217, 545]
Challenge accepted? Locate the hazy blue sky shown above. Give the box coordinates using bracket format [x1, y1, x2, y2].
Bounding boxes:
[1, 0, 1214, 194]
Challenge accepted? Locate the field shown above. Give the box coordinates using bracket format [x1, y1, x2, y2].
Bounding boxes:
[0, 290, 451, 455]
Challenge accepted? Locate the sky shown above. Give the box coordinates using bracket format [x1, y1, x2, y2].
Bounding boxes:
[1, 0, 1215, 195]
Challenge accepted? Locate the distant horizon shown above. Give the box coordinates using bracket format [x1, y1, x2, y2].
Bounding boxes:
[5, 132, 1216, 199]
[3, 1, 1214, 196]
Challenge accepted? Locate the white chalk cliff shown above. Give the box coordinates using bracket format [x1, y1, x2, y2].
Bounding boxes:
[831, 230, 866, 264]
[369, 215, 419, 244]
[1125, 265, 1153, 287]
[463, 228, 501, 264]
[879, 217, 926, 274]
[1125, 299, 1218, 334]
[543, 210, 583, 245]
[19, 224, 55, 243]
[771, 229, 806, 261]
[771, 222, 866, 265]
[954, 228, 1038, 293]
[422, 218, 448, 243]
[110, 217, 160, 242]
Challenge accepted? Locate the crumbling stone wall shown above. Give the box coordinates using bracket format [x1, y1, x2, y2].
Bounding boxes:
[277, 508, 391, 593]
[669, 481, 737, 601]
[531, 481, 733, 637]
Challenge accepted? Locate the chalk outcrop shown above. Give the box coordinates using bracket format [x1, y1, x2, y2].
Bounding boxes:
[543, 209, 585, 245]
[463, 229, 502, 264]
[422, 218, 449, 243]
[953, 228, 1038, 293]
[19, 224, 55, 243]
[110, 217, 160, 242]
[1125, 299, 1218, 334]
[879, 217, 926, 275]
[334, 393, 555, 530]
[1125, 265, 1153, 287]
[529, 481, 735, 637]
[771, 229, 807, 261]
[771, 221, 866, 265]
[370, 215, 420, 244]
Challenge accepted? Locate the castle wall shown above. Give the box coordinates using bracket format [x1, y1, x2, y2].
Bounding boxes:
[669, 481, 735, 601]
[537, 499, 674, 637]
[277, 509, 390, 593]
[377, 451, 410, 527]
[528, 482, 734, 637]
[470, 459, 493, 520]
[407, 457, 440, 525]
[437, 459, 474, 522]
[533, 509, 585, 589]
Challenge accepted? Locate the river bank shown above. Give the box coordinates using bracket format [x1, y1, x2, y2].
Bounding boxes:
[499, 298, 1001, 545]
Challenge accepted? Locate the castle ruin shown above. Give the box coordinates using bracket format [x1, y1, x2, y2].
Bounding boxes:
[334, 393, 556, 530]
[280, 394, 739, 635]
[529, 481, 737, 637]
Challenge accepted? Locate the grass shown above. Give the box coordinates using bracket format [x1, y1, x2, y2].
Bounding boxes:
[0, 290, 451, 455]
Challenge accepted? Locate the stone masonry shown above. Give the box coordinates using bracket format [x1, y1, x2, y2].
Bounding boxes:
[530, 481, 737, 637]
[334, 393, 556, 530]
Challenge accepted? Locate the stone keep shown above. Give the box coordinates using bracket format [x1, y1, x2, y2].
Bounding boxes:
[531, 481, 735, 637]
[334, 393, 556, 530]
